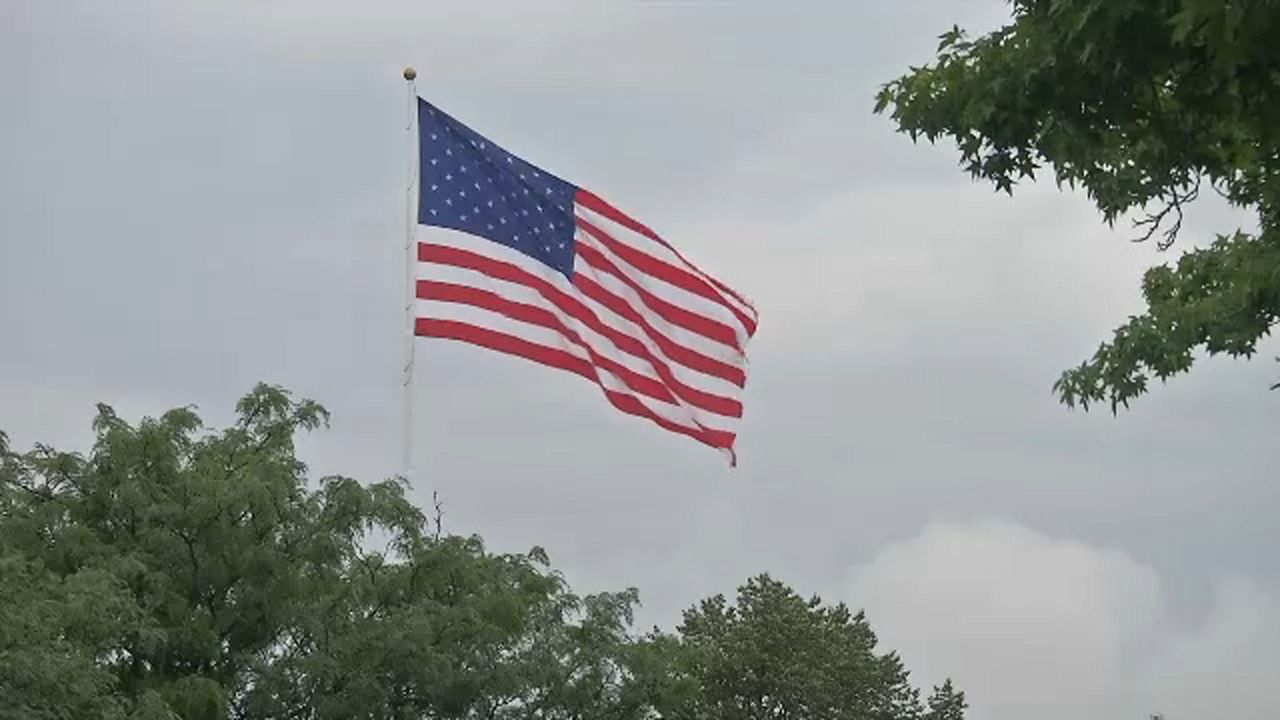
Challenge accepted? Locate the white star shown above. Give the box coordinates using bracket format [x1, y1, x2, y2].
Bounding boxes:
[459, 190, 466, 197]
[523, 189, 530, 195]
[522, 209, 530, 216]
[487, 224, 495, 231]
[444, 148, 452, 156]
[548, 222, 555, 230]
[472, 206, 479, 214]
[487, 200, 494, 208]
[430, 184, 438, 191]
[544, 245, 551, 252]
[558, 242, 566, 249]
[478, 141, 486, 150]
[429, 209, 437, 216]
[519, 173, 525, 180]
[536, 205, 544, 213]
[514, 234, 520, 241]
[430, 158, 438, 165]
[499, 217, 507, 224]
[430, 133, 438, 140]
[444, 173, 452, 181]
[444, 198, 452, 206]
[460, 214, 468, 221]
[544, 188, 552, 195]
[473, 182, 481, 190]
[532, 171, 540, 178]
[506, 156, 513, 164]
[533, 226, 540, 234]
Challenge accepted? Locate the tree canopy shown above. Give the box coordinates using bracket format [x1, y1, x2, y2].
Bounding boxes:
[649, 575, 925, 720]
[875, 0, 1280, 411]
[0, 385, 961, 720]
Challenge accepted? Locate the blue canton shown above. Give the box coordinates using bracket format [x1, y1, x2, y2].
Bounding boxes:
[418, 99, 578, 277]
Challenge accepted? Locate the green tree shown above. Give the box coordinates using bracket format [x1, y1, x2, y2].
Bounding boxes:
[875, 0, 1280, 411]
[1, 387, 960, 719]
[642, 574, 928, 720]
[923, 679, 966, 720]
[0, 385, 638, 719]
[0, 553, 133, 719]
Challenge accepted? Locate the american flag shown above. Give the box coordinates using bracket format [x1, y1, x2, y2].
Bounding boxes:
[413, 98, 757, 464]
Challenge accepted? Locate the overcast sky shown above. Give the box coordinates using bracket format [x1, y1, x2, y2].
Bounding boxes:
[3, 2, 1277, 719]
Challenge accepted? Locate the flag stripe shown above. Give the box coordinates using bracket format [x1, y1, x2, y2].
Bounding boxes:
[572, 250, 742, 366]
[419, 239, 747, 389]
[416, 316, 737, 454]
[417, 277, 743, 423]
[574, 241, 741, 350]
[575, 189, 758, 321]
[576, 222, 752, 346]
[420, 261, 743, 402]
[575, 214, 758, 337]
[571, 273, 746, 386]
[576, 203, 758, 327]
[418, 267, 743, 418]
[416, 301, 736, 436]
[420, 280, 676, 404]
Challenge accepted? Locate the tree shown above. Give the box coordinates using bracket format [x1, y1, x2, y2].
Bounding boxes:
[0, 552, 134, 720]
[923, 680, 967, 720]
[875, 0, 1280, 411]
[641, 574, 927, 720]
[0, 385, 639, 719]
[1, 386, 961, 719]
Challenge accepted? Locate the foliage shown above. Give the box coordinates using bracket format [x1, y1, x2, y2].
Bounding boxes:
[642, 575, 924, 720]
[875, 0, 1280, 411]
[0, 386, 960, 719]
[923, 680, 967, 720]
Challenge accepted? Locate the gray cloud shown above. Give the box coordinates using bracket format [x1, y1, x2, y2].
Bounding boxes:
[848, 519, 1280, 720]
[3, 2, 1277, 718]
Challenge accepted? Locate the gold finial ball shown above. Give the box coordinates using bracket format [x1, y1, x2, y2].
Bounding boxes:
[403, 66, 417, 81]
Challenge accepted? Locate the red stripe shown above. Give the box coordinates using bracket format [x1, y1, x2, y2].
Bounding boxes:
[574, 188, 757, 317]
[416, 318, 737, 454]
[419, 280, 684, 408]
[571, 273, 746, 387]
[574, 242, 741, 351]
[419, 278, 742, 418]
[575, 215, 758, 337]
[420, 241, 747, 389]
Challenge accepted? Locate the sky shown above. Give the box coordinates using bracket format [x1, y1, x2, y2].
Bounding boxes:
[2, 1, 1277, 718]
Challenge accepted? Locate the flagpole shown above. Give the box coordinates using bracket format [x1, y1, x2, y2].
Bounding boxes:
[401, 66, 419, 482]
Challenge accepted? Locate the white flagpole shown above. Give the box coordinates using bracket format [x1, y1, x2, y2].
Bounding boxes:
[401, 67, 419, 482]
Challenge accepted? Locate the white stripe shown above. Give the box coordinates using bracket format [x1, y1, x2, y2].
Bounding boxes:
[418, 299, 736, 437]
[417, 225, 565, 286]
[572, 228, 751, 349]
[572, 247, 742, 366]
[418, 267, 740, 432]
[418, 226, 747, 382]
[574, 203, 757, 323]
[420, 261, 744, 405]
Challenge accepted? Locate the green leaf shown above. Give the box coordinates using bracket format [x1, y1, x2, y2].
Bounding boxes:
[876, 0, 1280, 410]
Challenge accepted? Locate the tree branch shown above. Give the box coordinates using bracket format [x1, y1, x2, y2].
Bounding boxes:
[1132, 176, 1200, 250]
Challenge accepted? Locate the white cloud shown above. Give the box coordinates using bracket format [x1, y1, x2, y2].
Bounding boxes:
[848, 519, 1280, 720]
[1136, 578, 1280, 720]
